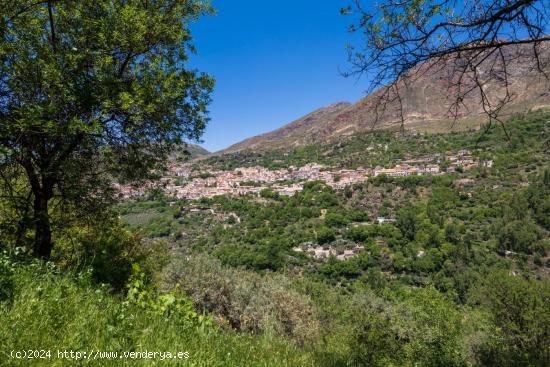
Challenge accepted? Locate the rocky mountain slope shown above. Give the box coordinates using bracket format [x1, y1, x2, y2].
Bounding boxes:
[222, 44, 550, 154]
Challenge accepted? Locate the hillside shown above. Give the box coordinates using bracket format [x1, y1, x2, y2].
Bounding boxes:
[169, 143, 210, 164]
[186, 144, 210, 159]
[3, 2, 549, 366]
[222, 44, 550, 154]
[117, 111, 550, 366]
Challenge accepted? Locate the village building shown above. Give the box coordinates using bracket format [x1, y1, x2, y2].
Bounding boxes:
[117, 149, 489, 201]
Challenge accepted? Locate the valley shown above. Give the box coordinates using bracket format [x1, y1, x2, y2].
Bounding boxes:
[113, 111, 549, 365]
[1, 3, 549, 364]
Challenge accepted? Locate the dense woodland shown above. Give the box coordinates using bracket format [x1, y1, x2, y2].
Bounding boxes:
[6, 111, 544, 366]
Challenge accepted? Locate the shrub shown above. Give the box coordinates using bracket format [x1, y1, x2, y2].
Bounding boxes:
[0, 262, 314, 366]
[324, 212, 349, 228]
[162, 255, 320, 345]
[126, 264, 211, 328]
[317, 227, 336, 245]
[346, 225, 374, 243]
[53, 218, 169, 290]
[470, 271, 550, 367]
[496, 219, 544, 255]
[350, 287, 470, 367]
[259, 188, 280, 200]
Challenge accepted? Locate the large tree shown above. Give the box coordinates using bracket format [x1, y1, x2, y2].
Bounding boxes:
[0, 0, 213, 259]
[343, 0, 550, 129]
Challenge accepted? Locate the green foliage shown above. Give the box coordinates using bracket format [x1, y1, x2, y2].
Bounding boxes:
[350, 287, 470, 367]
[163, 255, 321, 345]
[0, 261, 315, 366]
[347, 224, 401, 245]
[199, 172, 216, 179]
[324, 212, 349, 227]
[0, 252, 14, 306]
[147, 188, 167, 202]
[317, 227, 336, 244]
[524, 169, 550, 230]
[53, 217, 169, 290]
[126, 264, 211, 329]
[214, 240, 286, 271]
[497, 219, 544, 255]
[397, 205, 421, 241]
[470, 272, 550, 367]
[347, 225, 375, 242]
[259, 188, 280, 199]
[0, 0, 214, 258]
[318, 254, 371, 279]
[444, 221, 463, 245]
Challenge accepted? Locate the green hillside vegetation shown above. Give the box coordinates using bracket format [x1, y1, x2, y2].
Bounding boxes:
[200, 110, 547, 172]
[2, 1, 548, 365]
[0, 257, 314, 366]
[2, 112, 549, 366]
[114, 111, 549, 365]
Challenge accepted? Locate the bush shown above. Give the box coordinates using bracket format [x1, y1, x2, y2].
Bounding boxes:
[214, 241, 285, 271]
[396, 205, 421, 241]
[470, 272, 550, 367]
[259, 188, 280, 200]
[346, 225, 374, 243]
[0, 262, 314, 366]
[350, 287, 470, 367]
[317, 227, 336, 245]
[496, 219, 544, 255]
[324, 212, 348, 228]
[53, 218, 169, 290]
[162, 255, 320, 345]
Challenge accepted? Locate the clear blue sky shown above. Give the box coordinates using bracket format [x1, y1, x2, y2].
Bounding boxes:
[189, 0, 367, 152]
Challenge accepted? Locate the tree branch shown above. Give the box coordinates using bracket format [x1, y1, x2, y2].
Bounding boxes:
[47, 0, 57, 52]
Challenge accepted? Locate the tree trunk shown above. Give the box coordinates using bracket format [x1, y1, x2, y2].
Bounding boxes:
[33, 193, 53, 259]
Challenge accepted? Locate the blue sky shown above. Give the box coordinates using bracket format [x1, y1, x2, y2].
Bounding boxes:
[189, 0, 368, 152]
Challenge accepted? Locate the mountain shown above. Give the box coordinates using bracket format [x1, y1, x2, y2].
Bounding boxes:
[221, 102, 352, 153]
[169, 143, 210, 164]
[185, 144, 210, 159]
[222, 44, 550, 154]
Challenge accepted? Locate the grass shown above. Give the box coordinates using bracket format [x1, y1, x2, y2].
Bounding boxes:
[0, 262, 316, 367]
[122, 210, 164, 227]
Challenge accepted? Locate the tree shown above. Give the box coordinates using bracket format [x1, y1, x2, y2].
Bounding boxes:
[317, 227, 336, 244]
[471, 271, 550, 366]
[397, 205, 420, 241]
[342, 1, 550, 131]
[259, 188, 280, 200]
[350, 288, 469, 366]
[324, 212, 349, 227]
[524, 169, 550, 230]
[0, 1, 214, 259]
[496, 219, 543, 254]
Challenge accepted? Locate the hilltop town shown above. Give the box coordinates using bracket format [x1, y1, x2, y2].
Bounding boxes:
[117, 149, 493, 200]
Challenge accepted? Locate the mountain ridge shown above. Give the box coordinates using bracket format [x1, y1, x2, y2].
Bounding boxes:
[218, 44, 550, 155]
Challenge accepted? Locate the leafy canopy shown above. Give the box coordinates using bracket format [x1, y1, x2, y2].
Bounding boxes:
[0, 0, 214, 257]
